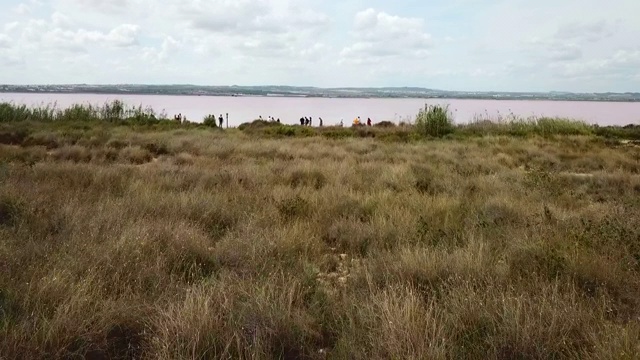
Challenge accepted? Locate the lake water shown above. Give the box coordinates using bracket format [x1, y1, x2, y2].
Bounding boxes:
[1, 93, 639, 127]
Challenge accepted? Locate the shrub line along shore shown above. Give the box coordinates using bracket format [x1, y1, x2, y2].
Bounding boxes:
[1, 101, 640, 140]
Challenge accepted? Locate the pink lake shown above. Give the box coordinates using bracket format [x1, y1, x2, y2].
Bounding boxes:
[1, 93, 639, 127]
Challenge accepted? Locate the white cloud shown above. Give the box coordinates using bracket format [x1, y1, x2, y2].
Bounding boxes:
[549, 50, 640, 79]
[549, 44, 582, 61]
[105, 24, 139, 47]
[0, 53, 25, 66]
[16, 15, 140, 53]
[299, 43, 327, 60]
[4, 22, 20, 33]
[0, 34, 11, 49]
[184, 0, 328, 36]
[0, 34, 24, 66]
[527, 38, 583, 62]
[187, 1, 269, 33]
[12, 0, 45, 15]
[142, 36, 180, 64]
[340, 8, 433, 64]
[611, 49, 640, 64]
[13, 3, 32, 15]
[555, 20, 615, 42]
[173, 0, 330, 64]
[51, 12, 73, 29]
[70, 0, 129, 13]
[353, 8, 429, 44]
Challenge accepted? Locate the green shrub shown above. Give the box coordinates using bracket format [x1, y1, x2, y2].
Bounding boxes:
[593, 124, 640, 140]
[120, 146, 153, 164]
[263, 125, 315, 137]
[58, 104, 97, 122]
[238, 119, 280, 131]
[142, 142, 170, 156]
[101, 100, 125, 121]
[289, 169, 327, 190]
[535, 118, 593, 136]
[459, 117, 594, 138]
[321, 128, 353, 139]
[203, 115, 218, 128]
[0, 195, 22, 227]
[0, 288, 21, 329]
[0, 129, 30, 145]
[355, 128, 376, 138]
[374, 121, 396, 128]
[415, 104, 454, 137]
[278, 195, 310, 220]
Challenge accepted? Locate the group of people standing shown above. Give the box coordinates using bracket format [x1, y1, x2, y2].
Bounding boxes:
[299, 116, 324, 127]
[352, 117, 373, 126]
[295, 116, 374, 127]
[259, 115, 281, 123]
[172, 112, 376, 127]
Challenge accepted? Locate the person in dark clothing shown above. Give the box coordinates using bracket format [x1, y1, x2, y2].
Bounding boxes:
[277, 118, 280, 123]
[304, 117, 309, 126]
[309, 117, 313, 127]
[319, 117, 323, 127]
[367, 118, 372, 126]
[300, 117, 305, 126]
[218, 114, 224, 127]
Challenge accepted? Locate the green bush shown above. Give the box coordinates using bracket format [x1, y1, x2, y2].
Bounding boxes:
[534, 118, 593, 136]
[101, 100, 125, 122]
[278, 195, 310, 220]
[264, 125, 315, 137]
[458, 117, 595, 138]
[594, 124, 640, 140]
[0, 103, 55, 122]
[415, 104, 454, 137]
[321, 128, 354, 139]
[238, 119, 279, 131]
[0, 195, 22, 227]
[203, 115, 218, 128]
[58, 104, 98, 123]
[374, 121, 396, 128]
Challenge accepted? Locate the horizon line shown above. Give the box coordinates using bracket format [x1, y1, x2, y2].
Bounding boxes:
[2, 84, 639, 95]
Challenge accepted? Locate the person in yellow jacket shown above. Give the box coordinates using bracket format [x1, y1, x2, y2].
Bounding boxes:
[353, 116, 360, 126]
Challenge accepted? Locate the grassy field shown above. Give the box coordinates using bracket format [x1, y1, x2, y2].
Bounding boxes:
[1, 103, 640, 359]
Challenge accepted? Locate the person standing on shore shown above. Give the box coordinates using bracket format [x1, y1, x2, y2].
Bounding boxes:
[367, 118, 372, 126]
[319, 117, 323, 127]
[218, 114, 224, 127]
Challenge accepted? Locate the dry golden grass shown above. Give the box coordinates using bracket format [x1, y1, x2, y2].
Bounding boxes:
[1, 127, 639, 359]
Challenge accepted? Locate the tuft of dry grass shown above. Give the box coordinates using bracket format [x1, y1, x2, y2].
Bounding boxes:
[0, 123, 639, 359]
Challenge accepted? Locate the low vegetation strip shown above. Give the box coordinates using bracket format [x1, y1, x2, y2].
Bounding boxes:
[1, 101, 640, 140]
[0, 102, 639, 359]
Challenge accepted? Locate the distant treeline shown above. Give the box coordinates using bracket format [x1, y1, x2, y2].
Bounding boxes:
[2, 85, 640, 102]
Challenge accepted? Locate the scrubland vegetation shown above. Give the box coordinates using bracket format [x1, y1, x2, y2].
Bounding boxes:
[1, 102, 640, 359]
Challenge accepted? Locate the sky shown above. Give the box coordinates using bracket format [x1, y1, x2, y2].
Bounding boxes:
[0, 0, 639, 92]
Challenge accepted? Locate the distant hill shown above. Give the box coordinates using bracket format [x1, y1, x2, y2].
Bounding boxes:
[1, 84, 639, 102]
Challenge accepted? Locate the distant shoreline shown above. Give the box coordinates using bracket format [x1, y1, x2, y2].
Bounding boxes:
[1, 90, 640, 103]
[1, 84, 639, 102]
